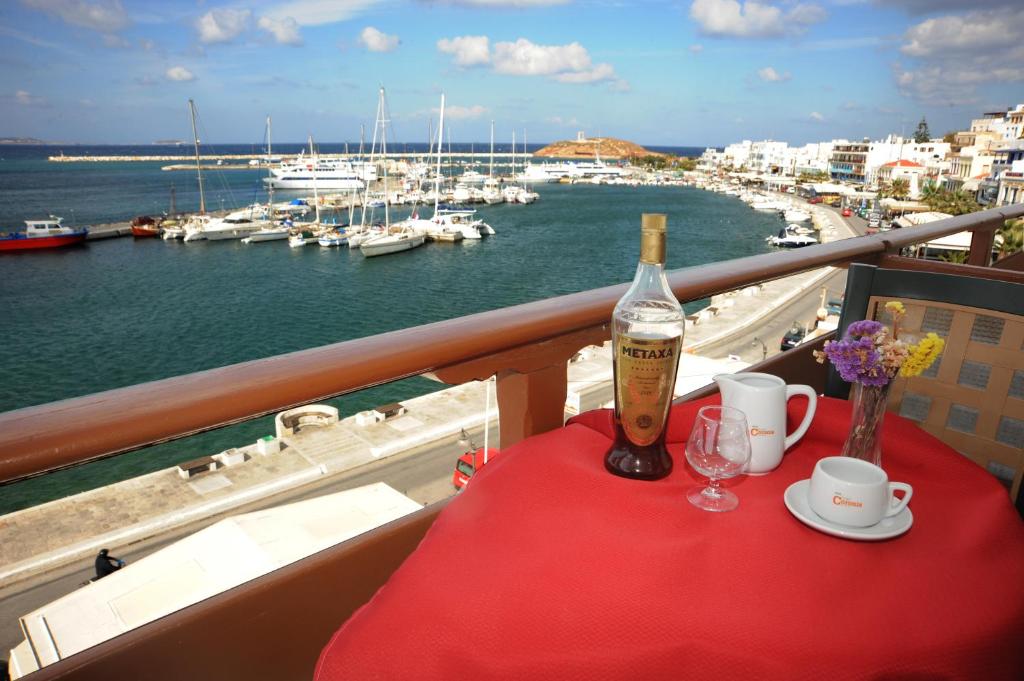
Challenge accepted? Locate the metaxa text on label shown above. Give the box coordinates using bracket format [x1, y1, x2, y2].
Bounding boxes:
[614, 334, 682, 446]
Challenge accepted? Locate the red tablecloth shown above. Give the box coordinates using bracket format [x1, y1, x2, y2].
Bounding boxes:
[316, 396, 1024, 680]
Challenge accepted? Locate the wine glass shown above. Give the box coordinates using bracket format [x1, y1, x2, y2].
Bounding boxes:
[685, 405, 752, 512]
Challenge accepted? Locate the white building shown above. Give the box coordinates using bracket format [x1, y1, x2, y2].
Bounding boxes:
[722, 140, 752, 169]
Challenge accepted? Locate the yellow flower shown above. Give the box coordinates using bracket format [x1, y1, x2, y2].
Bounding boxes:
[900, 333, 945, 377]
[885, 301, 906, 315]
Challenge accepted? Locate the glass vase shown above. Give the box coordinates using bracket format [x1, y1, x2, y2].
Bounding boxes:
[841, 382, 892, 468]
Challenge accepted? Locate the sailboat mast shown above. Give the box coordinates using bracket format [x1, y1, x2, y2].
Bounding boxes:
[522, 129, 527, 187]
[266, 116, 274, 215]
[489, 120, 494, 178]
[380, 87, 390, 228]
[511, 129, 516, 183]
[309, 134, 320, 224]
[434, 93, 445, 214]
[189, 99, 205, 214]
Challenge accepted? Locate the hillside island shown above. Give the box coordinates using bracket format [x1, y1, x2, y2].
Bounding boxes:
[534, 133, 665, 160]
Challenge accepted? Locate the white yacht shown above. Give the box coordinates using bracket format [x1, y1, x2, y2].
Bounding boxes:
[784, 208, 812, 223]
[359, 87, 426, 258]
[768, 225, 818, 248]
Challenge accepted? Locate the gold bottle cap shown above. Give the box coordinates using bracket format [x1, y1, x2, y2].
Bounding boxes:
[640, 213, 667, 264]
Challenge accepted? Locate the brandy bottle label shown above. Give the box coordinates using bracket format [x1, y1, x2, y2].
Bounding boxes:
[614, 334, 682, 446]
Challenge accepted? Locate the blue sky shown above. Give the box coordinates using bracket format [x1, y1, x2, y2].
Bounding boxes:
[1, 0, 1022, 146]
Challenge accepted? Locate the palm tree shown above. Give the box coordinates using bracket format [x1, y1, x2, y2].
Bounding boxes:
[890, 178, 910, 200]
[997, 219, 1024, 260]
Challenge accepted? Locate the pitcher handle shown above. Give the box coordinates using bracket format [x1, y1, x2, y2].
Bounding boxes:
[783, 385, 818, 450]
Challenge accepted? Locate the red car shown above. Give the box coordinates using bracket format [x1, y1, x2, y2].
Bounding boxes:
[841, 208, 852, 217]
[807, 196, 823, 204]
[453, 448, 501, 490]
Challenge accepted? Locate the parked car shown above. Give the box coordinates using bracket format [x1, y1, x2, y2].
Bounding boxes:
[826, 298, 843, 317]
[780, 324, 806, 351]
[841, 207, 852, 217]
[807, 196, 823, 204]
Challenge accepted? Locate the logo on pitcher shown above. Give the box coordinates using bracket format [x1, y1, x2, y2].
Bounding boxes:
[750, 427, 775, 437]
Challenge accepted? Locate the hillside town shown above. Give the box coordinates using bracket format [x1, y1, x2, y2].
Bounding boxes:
[697, 103, 1024, 209]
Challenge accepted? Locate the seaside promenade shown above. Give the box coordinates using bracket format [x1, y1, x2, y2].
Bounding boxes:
[0, 196, 862, 658]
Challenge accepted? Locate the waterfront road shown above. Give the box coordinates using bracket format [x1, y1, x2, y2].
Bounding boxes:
[0, 425, 481, 662]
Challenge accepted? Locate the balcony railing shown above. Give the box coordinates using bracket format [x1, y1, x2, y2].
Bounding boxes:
[1, 204, 1022, 680]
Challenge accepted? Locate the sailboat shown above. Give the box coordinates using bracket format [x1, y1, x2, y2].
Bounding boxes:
[244, 117, 291, 244]
[359, 87, 426, 257]
[408, 94, 492, 241]
[164, 99, 204, 240]
[482, 120, 503, 205]
[516, 130, 539, 205]
[289, 136, 333, 247]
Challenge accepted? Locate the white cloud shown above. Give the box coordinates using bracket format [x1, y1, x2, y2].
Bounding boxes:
[809, 111, 824, 121]
[901, 8, 1022, 57]
[258, 16, 303, 45]
[548, 115, 580, 126]
[15, 89, 46, 105]
[689, 44, 704, 53]
[358, 26, 399, 52]
[437, 35, 491, 66]
[442, 0, 569, 5]
[263, 0, 381, 26]
[166, 66, 196, 82]
[442, 104, 488, 120]
[895, 8, 1024, 105]
[195, 8, 251, 44]
[20, 0, 129, 32]
[757, 66, 790, 82]
[555, 62, 616, 83]
[437, 35, 621, 86]
[102, 33, 130, 48]
[689, 0, 826, 38]
[492, 38, 591, 76]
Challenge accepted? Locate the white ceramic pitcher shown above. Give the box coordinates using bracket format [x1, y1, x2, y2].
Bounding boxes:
[713, 373, 817, 474]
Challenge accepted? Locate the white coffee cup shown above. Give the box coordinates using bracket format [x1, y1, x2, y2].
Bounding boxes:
[807, 457, 912, 527]
[714, 373, 817, 474]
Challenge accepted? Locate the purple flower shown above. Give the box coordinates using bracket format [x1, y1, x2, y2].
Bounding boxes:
[847, 320, 884, 338]
[822, 335, 886, 385]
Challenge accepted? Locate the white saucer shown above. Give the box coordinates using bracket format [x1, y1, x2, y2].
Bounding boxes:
[784, 479, 913, 541]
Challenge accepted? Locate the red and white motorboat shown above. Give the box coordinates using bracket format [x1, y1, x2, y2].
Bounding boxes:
[0, 217, 88, 252]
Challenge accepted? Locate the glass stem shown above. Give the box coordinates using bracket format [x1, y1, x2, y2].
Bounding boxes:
[706, 477, 722, 497]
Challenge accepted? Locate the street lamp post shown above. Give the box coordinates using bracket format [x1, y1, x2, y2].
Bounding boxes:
[752, 337, 767, 361]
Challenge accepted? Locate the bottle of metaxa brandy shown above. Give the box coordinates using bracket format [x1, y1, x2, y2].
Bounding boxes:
[604, 214, 685, 480]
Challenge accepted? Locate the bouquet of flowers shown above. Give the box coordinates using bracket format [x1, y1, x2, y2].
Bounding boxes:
[814, 301, 945, 465]
[815, 302, 945, 384]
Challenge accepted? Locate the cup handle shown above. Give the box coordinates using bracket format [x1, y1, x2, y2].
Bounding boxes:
[886, 483, 913, 517]
[783, 385, 818, 450]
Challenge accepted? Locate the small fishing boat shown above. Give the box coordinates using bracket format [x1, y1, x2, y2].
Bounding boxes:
[0, 216, 88, 250]
[318, 229, 349, 247]
[0, 217, 88, 252]
[130, 215, 161, 238]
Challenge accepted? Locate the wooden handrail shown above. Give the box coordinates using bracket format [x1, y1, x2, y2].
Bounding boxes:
[0, 204, 1021, 484]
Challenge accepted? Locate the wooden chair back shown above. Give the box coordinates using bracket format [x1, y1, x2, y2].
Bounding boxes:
[827, 263, 1024, 510]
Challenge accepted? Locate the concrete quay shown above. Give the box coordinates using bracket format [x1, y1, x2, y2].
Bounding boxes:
[0, 196, 864, 592]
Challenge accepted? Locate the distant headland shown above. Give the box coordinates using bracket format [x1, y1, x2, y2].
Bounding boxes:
[534, 132, 665, 159]
[0, 137, 47, 145]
